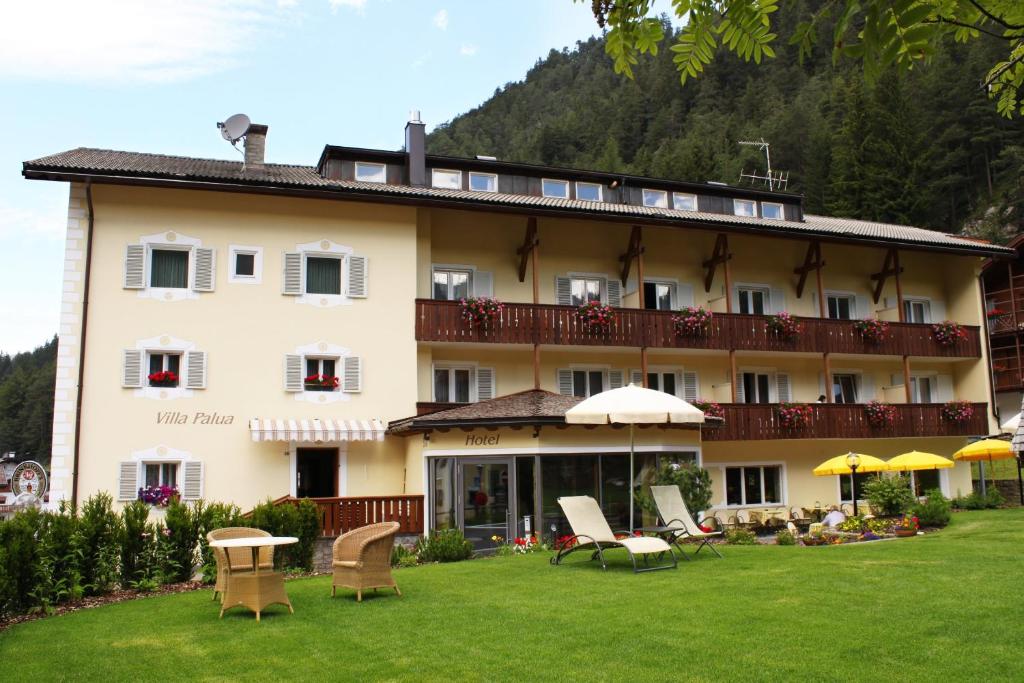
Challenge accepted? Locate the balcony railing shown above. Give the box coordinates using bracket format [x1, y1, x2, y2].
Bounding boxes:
[416, 299, 981, 358]
[702, 403, 989, 441]
[274, 495, 424, 537]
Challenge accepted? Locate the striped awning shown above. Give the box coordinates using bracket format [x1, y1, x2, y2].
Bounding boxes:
[249, 418, 386, 443]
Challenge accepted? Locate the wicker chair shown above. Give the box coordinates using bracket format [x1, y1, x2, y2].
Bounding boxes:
[207, 527, 274, 602]
[331, 522, 401, 602]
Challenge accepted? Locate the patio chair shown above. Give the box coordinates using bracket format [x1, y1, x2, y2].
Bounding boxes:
[207, 527, 274, 602]
[650, 485, 724, 559]
[331, 521, 401, 602]
[789, 507, 811, 529]
[551, 496, 677, 573]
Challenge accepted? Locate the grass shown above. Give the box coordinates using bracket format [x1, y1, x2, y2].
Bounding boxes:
[3, 509, 1023, 682]
[971, 458, 1022, 482]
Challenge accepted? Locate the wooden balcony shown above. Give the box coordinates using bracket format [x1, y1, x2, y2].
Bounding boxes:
[416, 299, 981, 358]
[702, 403, 989, 441]
[275, 495, 424, 537]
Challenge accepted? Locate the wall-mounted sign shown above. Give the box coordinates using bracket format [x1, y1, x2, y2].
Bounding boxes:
[11, 460, 48, 500]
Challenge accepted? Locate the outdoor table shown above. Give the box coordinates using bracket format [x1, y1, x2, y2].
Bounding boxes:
[210, 536, 297, 622]
[637, 526, 692, 561]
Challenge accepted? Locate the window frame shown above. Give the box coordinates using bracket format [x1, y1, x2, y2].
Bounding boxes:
[148, 244, 192, 290]
[432, 364, 477, 403]
[304, 356, 340, 393]
[909, 374, 935, 403]
[431, 265, 475, 301]
[645, 369, 680, 397]
[228, 245, 263, 285]
[761, 201, 785, 220]
[568, 276, 605, 306]
[903, 298, 932, 324]
[541, 178, 570, 199]
[643, 279, 676, 311]
[721, 463, 786, 508]
[144, 462, 179, 489]
[575, 181, 603, 202]
[826, 292, 856, 320]
[354, 161, 387, 184]
[642, 189, 669, 208]
[468, 172, 498, 193]
[672, 192, 698, 211]
[570, 367, 608, 398]
[831, 373, 859, 404]
[146, 351, 182, 388]
[733, 199, 757, 217]
[737, 285, 771, 315]
[304, 254, 344, 296]
[431, 168, 463, 190]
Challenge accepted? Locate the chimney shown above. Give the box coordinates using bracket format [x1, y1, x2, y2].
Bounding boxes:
[244, 124, 269, 169]
[405, 110, 426, 186]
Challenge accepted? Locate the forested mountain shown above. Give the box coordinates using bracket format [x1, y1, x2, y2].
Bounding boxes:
[0, 337, 56, 465]
[428, 10, 1023, 240]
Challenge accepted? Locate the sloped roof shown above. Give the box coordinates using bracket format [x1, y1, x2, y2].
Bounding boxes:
[22, 147, 1012, 257]
[389, 390, 582, 434]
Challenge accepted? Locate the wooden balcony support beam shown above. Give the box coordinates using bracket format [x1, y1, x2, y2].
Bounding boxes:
[871, 248, 905, 321]
[793, 241, 827, 317]
[516, 217, 539, 284]
[703, 234, 733, 312]
[903, 355, 912, 404]
[619, 225, 645, 288]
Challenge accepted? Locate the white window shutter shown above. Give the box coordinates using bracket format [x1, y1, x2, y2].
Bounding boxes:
[181, 461, 204, 500]
[473, 271, 494, 298]
[736, 373, 746, 403]
[555, 277, 572, 305]
[557, 369, 574, 396]
[347, 255, 368, 298]
[193, 247, 216, 292]
[891, 373, 905, 388]
[929, 300, 945, 323]
[283, 252, 303, 295]
[342, 356, 362, 393]
[731, 287, 741, 313]
[775, 373, 792, 402]
[859, 374, 875, 401]
[811, 291, 819, 316]
[118, 461, 139, 501]
[884, 296, 898, 310]
[676, 283, 694, 308]
[770, 287, 787, 314]
[630, 369, 643, 386]
[936, 375, 954, 402]
[608, 369, 624, 390]
[854, 295, 871, 320]
[185, 351, 207, 390]
[124, 244, 146, 289]
[681, 371, 699, 402]
[284, 354, 304, 392]
[606, 279, 622, 307]
[122, 349, 143, 388]
[476, 367, 495, 401]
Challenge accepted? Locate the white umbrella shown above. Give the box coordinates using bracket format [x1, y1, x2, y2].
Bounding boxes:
[1000, 411, 1020, 434]
[564, 383, 706, 531]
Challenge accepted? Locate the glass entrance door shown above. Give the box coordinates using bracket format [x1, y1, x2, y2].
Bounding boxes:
[459, 459, 513, 552]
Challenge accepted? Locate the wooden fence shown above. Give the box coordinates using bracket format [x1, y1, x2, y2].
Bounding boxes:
[276, 495, 425, 538]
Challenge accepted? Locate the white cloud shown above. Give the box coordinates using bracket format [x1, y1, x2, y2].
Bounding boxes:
[433, 8, 448, 30]
[0, 197, 67, 244]
[0, 0, 285, 84]
[411, 51, 433, 70]
[329, 0, 366, 13]
[278, 0, 299, 6]
[460, 44, 478, 57]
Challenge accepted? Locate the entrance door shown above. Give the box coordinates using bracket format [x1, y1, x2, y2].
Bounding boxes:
[459, 459, 513, 552]
[296, 448, 337, 498]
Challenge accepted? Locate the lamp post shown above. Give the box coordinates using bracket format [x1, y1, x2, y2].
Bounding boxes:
[846, 452, 861, 517]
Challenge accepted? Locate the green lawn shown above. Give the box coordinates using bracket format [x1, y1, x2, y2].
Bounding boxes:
[971, 458, 1022, 482]
[3, 510, 1023, 682]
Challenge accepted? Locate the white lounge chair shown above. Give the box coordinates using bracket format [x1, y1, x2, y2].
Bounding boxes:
[650, 485, 724, 559]
[551, 496, 676, 573]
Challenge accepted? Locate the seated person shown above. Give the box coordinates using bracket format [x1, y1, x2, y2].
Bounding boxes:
[821, 505, 846, 528]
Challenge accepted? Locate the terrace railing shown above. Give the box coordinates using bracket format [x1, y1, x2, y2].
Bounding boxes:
[275, 495, 425, 537]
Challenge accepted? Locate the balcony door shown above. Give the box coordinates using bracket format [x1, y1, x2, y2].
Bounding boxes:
[459, 459, 515, 552]
[296, 448, 337, 498]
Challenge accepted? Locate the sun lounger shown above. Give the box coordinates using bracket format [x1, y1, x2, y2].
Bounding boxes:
[552, 496, 676, 573]
[650, 485, 724, 558]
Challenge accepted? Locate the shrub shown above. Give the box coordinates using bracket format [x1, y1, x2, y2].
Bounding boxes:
[637, 461, 714, 517]
[163, 499, 202, 582]
[775, 530, 796, 545]
[954, 492, 987, 510]
[120, 500, 151, 585]
[249, 498, 322, 570]
[391, 544, 418, 567]
[985, 488, 1005, 508]
[416, 528, 474, 562]
[0, 509, 45, 616]
[863, 474, 915, 516]
[75, 493, 121, 595]
[197, 501, 244, 583]
[725, 528, 757, 545]
[293, 499, 321, 572]
[37, 503, 84, 608]
[913, 489, 952, 527]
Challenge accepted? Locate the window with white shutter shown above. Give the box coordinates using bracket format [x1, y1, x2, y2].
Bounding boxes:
[473, 271, 493, 298]
[118, 461, 139, 501]
[347, 255, 368, 298]
[681, 371, 699, 402]
[284, 354, 304, 392]
[606, 280, 622, 307]
[185, 351, 207, 390]
[282, 252, 303, 295]
[557, 369, 574, 395]
[476, 367, 495, 401]
[122, 350, 144, 388]
[609, 369, 624, 389]
[192, 247, 216, 292]
[342, 356, 362, 393]
[555, 277, 572, 305]
[124, 245, 146, 289]
[181, 461, 204, 500]
[775, 373, 792, 402]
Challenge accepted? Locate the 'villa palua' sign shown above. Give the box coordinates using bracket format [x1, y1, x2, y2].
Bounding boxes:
[157, 411, 234, 425]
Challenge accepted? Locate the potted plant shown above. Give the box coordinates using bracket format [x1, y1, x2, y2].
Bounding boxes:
[765, 311, 801, 340]
[692, 398, 724, 420]
[148, 370, 179, 388]
[941, 400, 974, 423]
[852, 318, 890, 344]
[576, 301, 616, 332]
[986, 308, 1007, 319]
[460, 296, 504, 328]
[138, 484, 179, 507]
[893, 514, 919, 537]
[863, 400, 897, 428]
[931, 320, 967, 346]
[671, 306, 713, 336]
[777, 402, 813, 429]
[304, 374, 339, 391]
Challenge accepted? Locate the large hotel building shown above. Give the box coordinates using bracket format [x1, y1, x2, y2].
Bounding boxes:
[23, 115, 1009, 547]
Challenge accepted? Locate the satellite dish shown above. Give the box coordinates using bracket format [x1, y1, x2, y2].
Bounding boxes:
[217, 114, 251, 144]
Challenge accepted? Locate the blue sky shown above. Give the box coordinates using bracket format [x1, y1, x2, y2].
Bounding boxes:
[0, 0, 653, 354]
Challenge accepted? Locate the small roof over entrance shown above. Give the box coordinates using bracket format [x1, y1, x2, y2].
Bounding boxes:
[249, 418, 386, 442]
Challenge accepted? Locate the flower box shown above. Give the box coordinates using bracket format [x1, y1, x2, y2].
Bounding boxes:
[852, 318, 890, 344]
[692, 399, 724, 420]
[671, 306, 713, 336]
[863, 400, 897, 428]
[304, 374, 339, 391]
[148, 371, 179, 388]
[986, 308, 1007, 318]
[576, 301, 615, 332]
[138, 485, 179, 507]
[777, 402, 813, 429]
[765, 311, 801, 340]
[940, 400, 974, 423]
[894, 528, 917, 538]
[460, 296, 504, 328]
[931, 320, 967, 346]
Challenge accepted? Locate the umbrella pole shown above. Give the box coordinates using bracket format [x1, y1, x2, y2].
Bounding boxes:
[979, 461, 987, 497]
[629, 423, 635, 533]
[1017, 456, 1023, 506]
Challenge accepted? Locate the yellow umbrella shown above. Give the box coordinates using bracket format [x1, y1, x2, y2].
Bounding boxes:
[887, 451, 955, 472]
[813, 453, 890, 476]
[953, 439, 1013, 461]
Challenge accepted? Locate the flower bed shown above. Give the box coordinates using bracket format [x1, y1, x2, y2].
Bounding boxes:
[941, 400, 975, 423]
[931, 320, 967, 346]
[460, 296, 504, 328]
[671, 306, 713, 336]
[852, 318, 890, 344]
[777, 402, 813, 429]
[765, 311, 801, 340]
[863, 400, 897, 428]
[693, 398, 724, 420]
[576, 301, 615, 332]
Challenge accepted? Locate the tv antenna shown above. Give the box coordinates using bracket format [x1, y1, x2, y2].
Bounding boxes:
[738, 138, 788, 191]
[216, 113, 251, 159]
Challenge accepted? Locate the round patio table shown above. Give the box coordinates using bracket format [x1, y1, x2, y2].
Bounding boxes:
[210, 536, 297, 622]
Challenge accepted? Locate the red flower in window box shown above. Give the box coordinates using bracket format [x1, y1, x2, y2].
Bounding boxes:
[853, 318, 890, 344]
[986, 308, 1007, 318]
[940, 400, 974, 423]
[576, 301, 616, 332]
[931, 321, 967, 346]
[147, 371, 179, 387]
[692, 398, 724, 420]
[460, 296, 504, 328]
[864, 400, 897, 428]
[765, 311, 802, 340]
[304, 374, 339, 390]
[777, 402, 813, 429]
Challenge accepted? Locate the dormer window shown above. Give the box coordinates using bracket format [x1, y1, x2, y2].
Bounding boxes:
[469, 172, 497, 192]
[432, 169, 462, 190]
[673, 193, 697, 211]
[354, 162, 386, 184]
[762, 202, 784, 220]
[733, 199, 756, 217]
[576, 182, 603, 202]
[542, 179, 569, 199]
[642, 189, 668, 208]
